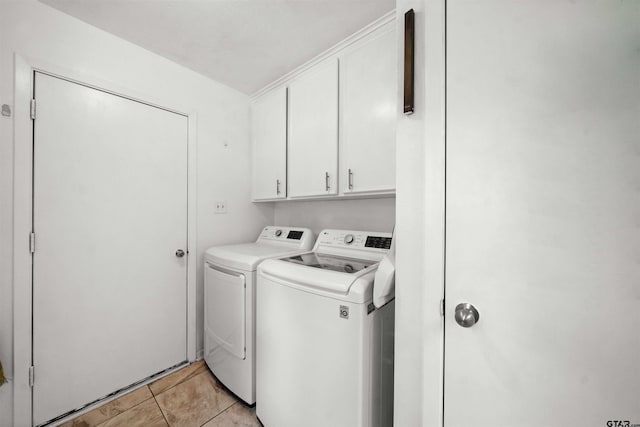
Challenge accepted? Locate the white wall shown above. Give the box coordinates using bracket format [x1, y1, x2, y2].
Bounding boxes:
[273, 197, 395, 236]
[0, 1, 272, 423]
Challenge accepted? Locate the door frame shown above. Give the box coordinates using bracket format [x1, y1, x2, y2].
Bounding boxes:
[12, 54, 198, 426]
[393, 1, 447, 426]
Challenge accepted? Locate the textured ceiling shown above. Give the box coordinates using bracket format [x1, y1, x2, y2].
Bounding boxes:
[40, 0, 395, 94]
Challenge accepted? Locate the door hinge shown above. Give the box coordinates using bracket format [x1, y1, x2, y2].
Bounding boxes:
[30, 99, 36, 120]
[29, 366, 34, 387]
[440, 299, 445, 317]
[29, 232, 36, 254]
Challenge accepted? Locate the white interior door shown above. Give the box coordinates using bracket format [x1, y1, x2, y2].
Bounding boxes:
[445, 2, 640, 426]
[32, 72, 188, 425]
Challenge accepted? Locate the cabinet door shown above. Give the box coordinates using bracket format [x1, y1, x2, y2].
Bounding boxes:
[288, 59, 339, 197]
[341, 27, 396, 194]
[252, 86, 287, 200]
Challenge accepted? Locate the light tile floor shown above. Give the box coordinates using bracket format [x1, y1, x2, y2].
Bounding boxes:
[60, 360, 261, 427]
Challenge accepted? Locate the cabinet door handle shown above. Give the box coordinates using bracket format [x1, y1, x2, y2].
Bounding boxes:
[325, 172, 330, 191]
[348, 169, 354, 190]
[276, 179, 281, 195]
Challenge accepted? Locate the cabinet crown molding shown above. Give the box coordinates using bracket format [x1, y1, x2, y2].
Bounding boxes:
[250, 10, 395, 100]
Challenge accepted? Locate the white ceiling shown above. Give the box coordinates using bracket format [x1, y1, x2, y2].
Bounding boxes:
[40, 0, 395, 95]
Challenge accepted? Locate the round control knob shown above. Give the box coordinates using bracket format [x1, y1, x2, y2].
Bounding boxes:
[275, 229, 283, 237]
[344, 234, 354, 244]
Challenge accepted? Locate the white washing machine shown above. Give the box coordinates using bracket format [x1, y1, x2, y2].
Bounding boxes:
[204, 226, 314, 404]
[256, 229, 395, 427]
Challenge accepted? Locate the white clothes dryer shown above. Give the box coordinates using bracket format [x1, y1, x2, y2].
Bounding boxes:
[204, 226, 314, 404]
[256, 229, 394, 427]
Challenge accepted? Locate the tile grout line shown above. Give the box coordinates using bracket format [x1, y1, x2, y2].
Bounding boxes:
[150, 362, 209, 397]
[93, 387, 155, 427]
[151, 363, 211, 427]
[153, 391, 172, 427]
[63, 363, 207, 427]
[154, 370, 237, 427]
[150, 364, 206, 426]
[198, 401, 239, 427]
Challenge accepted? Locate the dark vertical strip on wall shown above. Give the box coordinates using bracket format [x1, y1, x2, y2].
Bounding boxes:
[403, 9, 415, 115]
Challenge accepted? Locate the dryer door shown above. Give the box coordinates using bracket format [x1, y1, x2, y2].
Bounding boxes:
[205, 263, 246, 359]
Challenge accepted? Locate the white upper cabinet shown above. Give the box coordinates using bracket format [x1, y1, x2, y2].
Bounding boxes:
[340, 26, 396, 194]
[252, 86, 287, 200]
[287, 58, 339, 198]
[250, 13, 396, 201]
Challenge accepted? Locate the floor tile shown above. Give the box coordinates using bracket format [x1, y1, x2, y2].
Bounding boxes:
[59, 386, 153, 427]
[155, 370, 236, 427]
[98, 398, 168, 427]
[149, 360, 209, 396]
[202, 402, 261, 427]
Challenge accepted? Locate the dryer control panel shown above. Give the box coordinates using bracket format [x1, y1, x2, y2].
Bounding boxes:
[257, 226, 314, 248]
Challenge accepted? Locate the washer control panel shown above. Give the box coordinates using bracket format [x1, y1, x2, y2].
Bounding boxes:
[315, 229, 392, 252]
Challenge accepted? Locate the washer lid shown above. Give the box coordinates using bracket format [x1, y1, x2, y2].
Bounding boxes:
[205, 243, 309, 272]
[258, 256, 379, 296]
[281, 253, 373, 274]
